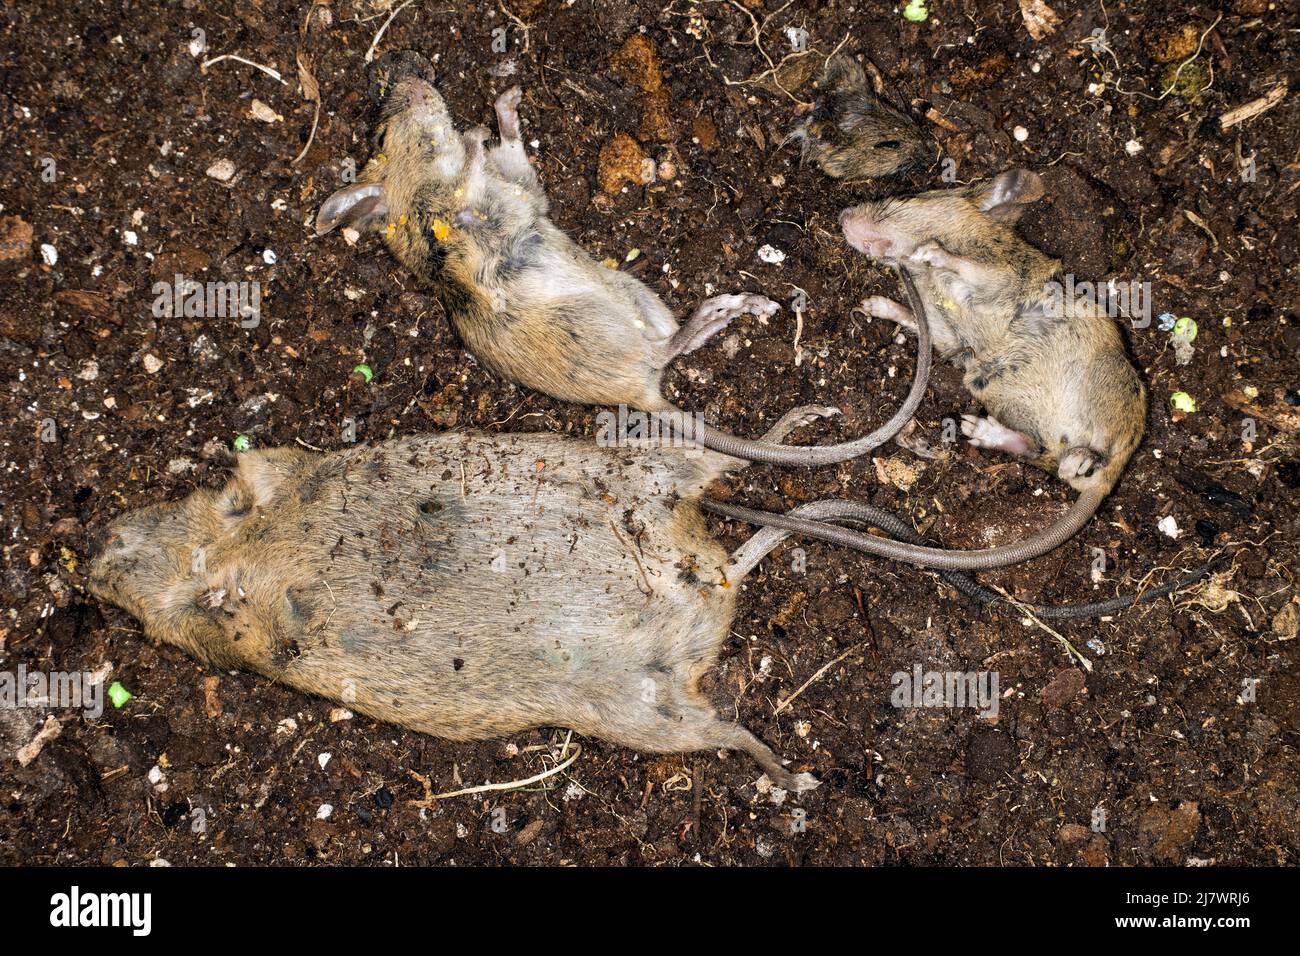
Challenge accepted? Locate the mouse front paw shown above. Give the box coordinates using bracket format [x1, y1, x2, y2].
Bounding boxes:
[907, 240, 956, 271]
[858, 295, 915, 330]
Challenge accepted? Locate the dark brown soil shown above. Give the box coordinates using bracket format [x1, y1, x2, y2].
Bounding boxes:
[1, 0, 1296, 866]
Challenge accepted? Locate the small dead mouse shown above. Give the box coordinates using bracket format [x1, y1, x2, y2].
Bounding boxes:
[86, 412, 846, 793]
[725, 169, 1146, 569]
[315, 70, 927, 466]
[790, 56, 927, 181]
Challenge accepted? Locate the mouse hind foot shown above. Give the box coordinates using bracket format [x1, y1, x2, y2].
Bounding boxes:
[607, 697, 818, 794]
[494, 86, 523, 141]
[665, 293, 780, 361]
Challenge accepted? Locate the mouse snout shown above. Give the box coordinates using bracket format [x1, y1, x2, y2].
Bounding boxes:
[840, 206, 896, 260]
[389, 77, 442, 118]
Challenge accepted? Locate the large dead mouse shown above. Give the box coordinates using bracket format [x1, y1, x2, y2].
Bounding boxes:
[314, 60, 928, 466]
[87, 411, 851, 794]
[789, 55, 927, 181]
[710, 169, 1147, 570]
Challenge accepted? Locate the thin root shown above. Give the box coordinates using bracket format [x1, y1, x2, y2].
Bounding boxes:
[407, 741, 582, 803]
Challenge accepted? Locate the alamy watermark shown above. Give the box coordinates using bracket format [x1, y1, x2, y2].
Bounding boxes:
[891, 664, 1000, 718]
[595, 405, 705, 456]
[1042, 275, 1152, 328]
[151, 273, 262, 328]
[1, 665, 104, 718]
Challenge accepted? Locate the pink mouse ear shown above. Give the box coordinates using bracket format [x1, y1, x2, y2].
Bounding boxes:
[316, 182, 389, 235]
[976, 168, 1045, 222]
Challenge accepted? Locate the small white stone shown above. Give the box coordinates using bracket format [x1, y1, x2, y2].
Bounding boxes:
[77, 360, 99, 381]
[206, 159, 236, 182]
[40, 243, 58, 266]
[328, 707, 354, 722]
[1013, 125, 1029, 142]
[277, 717, 299, 735]
[262, 248, 277, 265]
[1157, 515, 1180, 539]
[756, 244, 786, 265]
[1125, 139, 1143, 156]
[249, 99, 282, 124]
[123, 230, 138, 245]
[188, 34, 207, 57]
[316, 803, 333, 820]
[142, 353, 163, 374]
[318, 752, 332, 769]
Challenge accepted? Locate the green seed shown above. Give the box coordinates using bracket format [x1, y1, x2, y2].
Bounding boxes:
[903, 0, 929, 22]
[1171, 391, 1197, 413]
[108, 681, 133, 708]
[352, 363, 374, 383]
[233, 434, 252, 453]
[1173, 317, 1198, 341]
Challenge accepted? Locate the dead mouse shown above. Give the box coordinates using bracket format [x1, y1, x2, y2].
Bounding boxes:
[789, 55, 927, 182]
[86, 410, 846, 794]
[314, 69, 929, 466]
[717, 169, 1146, 569]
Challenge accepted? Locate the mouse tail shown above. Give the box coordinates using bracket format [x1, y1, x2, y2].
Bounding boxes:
[723, 498, 1231, 618]
[709, 488, 1107, 571]
[694, 268, 932, 467]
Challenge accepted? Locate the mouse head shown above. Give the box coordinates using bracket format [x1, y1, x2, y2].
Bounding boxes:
[315, 76, 465, 240]
[88, 450, 312, 666]
[839, 168, 1045, 263]
[792, 56, 926, 181]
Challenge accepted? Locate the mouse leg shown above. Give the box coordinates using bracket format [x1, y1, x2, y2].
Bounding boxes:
[454, 127, 492, 224]
[961, 414, 1035, 457]
[908, 241, 1012, 300]
[664, 293, 780, 360]
[860, 293, 963, 358]
[859, 294, 915, 331]
[610, 704, 818, 793]
[488, 86, 541, 193]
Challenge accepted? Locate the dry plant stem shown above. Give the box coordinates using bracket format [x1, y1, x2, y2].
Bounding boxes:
[365, 0, 417, 63]
[200, 54, 287, 84]
[408, 742, 582, 803]
[991, 584, 1093, 671]
[774, 642, 867, 714]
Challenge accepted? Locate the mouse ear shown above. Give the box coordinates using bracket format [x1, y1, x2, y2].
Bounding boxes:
[316, 182, 389, 236]
[975, 168, 1045, 223]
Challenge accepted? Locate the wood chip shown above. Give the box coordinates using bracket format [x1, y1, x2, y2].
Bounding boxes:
[1219, 84, 1287, 131]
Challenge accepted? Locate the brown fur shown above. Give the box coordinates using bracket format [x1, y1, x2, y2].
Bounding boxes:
[316, 73, 922, 467]
[841, 169, 1147, 497]
[87, 431, 823, 792]
[320, 77, 729, 412]
[791, 56, 926, 181]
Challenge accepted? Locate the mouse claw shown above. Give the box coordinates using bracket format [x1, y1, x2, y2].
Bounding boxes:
[1059, 446, 1105, 480]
